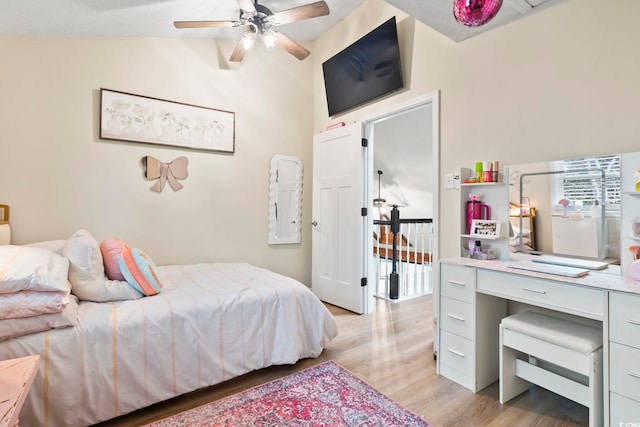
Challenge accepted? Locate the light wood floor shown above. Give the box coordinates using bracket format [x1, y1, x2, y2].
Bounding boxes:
[96, 295, 588, 427]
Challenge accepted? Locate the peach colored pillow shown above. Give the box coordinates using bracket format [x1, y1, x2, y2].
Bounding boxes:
[100, 237, 129, 281]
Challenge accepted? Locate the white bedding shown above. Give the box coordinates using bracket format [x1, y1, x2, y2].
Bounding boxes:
[0, 262, 338, 427]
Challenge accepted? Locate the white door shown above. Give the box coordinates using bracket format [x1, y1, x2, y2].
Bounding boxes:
[312, 123, 368, 314]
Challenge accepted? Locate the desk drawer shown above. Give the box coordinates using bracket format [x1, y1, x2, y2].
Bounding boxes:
[610, 392, 640, 426]
[610, 292, 640, 347]
[440, 297, 474, 340]
[476, 269, 605, 319]
[610, 342, 640, 402]
[441, 263, 475, 303]
[440, 330, 473, 377]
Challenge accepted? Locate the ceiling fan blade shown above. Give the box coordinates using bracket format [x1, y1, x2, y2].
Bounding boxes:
[236, 0, 256, 13]
[229, 40, 249, 62]
[271, 1, 330, 25]
[273, 31, 310, 60]
[384, 202, 407, 208]
[174, 20, 239, 28]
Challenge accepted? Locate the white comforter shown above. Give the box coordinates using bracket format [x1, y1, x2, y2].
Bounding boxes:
[0, 263, 338, 427]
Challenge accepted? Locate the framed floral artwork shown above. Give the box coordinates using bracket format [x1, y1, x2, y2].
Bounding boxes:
[99, 88, 235, 153]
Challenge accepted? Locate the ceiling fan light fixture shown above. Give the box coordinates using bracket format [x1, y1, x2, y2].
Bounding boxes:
[241, 35, 255, 49]
[241, 23, 257, 49]
[453, 0, 503, 27]
[261, 30, 277, 50]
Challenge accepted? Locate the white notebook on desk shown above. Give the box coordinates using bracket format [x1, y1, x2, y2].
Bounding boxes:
[507, 262, 590, 278]
[531, 255, 608, 270]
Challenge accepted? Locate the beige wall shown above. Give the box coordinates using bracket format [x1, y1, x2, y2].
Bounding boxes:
[0, 36, 314, 283]
[2, 0, 639, 284]
[313, 0, 640, 259]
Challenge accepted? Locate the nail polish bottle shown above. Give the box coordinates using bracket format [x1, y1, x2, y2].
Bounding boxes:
[483, 161, 492, 183]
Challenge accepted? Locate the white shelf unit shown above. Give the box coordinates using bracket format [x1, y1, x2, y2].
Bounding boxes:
[620, 154, 640, 274]
[459, 167, 509, 260]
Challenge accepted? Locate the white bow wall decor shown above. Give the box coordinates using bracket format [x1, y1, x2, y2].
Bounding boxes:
[141, 156, 189, 193]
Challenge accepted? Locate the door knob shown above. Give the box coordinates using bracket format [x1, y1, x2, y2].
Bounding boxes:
[312, 221, 318, 227]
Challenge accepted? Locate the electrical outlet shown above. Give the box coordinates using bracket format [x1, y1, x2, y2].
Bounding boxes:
[453, 173, 461, 189]
[444, 173, 454, 189]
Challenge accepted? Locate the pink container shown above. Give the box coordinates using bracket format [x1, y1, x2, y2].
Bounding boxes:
[466, 200, 490, 233]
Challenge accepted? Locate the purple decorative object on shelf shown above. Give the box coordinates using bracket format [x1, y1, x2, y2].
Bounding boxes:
[453, 0, 503, 27]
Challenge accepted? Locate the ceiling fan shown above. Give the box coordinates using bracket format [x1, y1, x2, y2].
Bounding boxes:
[373, 170, 407, 216]
[174, 0, 330, 62]
[373, 170, 386, 208]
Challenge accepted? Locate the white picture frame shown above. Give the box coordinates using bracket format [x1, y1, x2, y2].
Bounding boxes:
[470, 219, 501, 239]
[99, 88, 235, 153]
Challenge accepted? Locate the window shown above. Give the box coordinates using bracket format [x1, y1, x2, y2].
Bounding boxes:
[551, 154, 621, 213]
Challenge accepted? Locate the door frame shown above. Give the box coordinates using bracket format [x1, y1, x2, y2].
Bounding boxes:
[360, 91, 441, 303]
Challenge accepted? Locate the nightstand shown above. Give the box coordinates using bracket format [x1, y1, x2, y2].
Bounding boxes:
[0, 355, 40, 427]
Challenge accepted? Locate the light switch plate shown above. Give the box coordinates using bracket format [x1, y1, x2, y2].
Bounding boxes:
[444, 173, 454, 189]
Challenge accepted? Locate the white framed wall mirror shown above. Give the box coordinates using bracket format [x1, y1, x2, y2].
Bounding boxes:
[268, 155, 303, 245]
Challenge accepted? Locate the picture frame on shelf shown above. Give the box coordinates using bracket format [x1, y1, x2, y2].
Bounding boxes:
[470, 219, 501, 239]
[99, 88, 235, 153]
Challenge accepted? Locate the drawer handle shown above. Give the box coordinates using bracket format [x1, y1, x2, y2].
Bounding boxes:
[521, 287, 547, 294]
[447, 314, 466, 322]
[628, 371, 640, 380]
[448, 280, 466, 287]
[447, 348, 465, 358]
[628, 319, 640, 326]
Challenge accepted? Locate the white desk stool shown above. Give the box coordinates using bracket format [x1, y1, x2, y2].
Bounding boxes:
[499, 311, 603, 427]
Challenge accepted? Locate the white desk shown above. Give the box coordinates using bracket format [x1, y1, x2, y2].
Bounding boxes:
[438, 257, 640, 427]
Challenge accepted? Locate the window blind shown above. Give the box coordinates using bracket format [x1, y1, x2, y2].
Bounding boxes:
[551, 154, 621, 210]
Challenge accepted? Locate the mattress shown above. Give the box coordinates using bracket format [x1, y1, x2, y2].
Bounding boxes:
[0, 262, 338, 427]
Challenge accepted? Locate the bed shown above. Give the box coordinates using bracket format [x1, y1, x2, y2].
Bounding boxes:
[0, 231, 337, 427]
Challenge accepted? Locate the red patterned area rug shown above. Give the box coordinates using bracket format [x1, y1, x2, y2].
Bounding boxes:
[145, 361, 432, 426]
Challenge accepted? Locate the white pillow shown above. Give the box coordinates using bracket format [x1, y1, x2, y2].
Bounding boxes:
[509, 237, 532, 247]
[25, 239, 67, 254]
[61, 229, 142, 302]
[0, 246, 69, 293]
[511, 225, 531, 238]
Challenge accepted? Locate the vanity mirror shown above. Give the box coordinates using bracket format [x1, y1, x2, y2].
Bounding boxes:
[508, 151, 640, 274]
[268, 155, 303, 245]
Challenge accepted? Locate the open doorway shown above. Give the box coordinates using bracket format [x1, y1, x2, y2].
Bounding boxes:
[362, 93, 440, 303]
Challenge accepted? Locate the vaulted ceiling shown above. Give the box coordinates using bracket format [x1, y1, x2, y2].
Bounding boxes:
[0, 0, 565, 42]
[0, 0, 364, 41]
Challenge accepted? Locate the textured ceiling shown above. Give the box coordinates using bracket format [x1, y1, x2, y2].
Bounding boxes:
[385, 0, 566, 42]
[0, 0, 565, 42]
[0, 0, 366, 41]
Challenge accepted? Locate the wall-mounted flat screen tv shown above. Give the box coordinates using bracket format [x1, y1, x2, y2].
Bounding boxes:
[322, 17, 403, 117]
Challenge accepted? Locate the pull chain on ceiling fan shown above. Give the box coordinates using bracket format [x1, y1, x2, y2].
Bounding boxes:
[174, 0, 330, 62]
